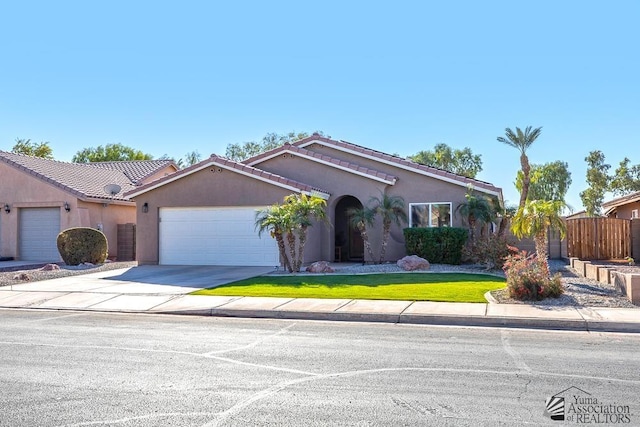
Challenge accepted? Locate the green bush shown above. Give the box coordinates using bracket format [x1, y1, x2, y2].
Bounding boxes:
[403, 227, 468, 264]
[502, 249, 564, 300]
[57, 227, 108, 266]
[462, 235, 516, 270]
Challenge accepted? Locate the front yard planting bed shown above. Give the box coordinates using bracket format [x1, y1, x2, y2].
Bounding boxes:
[192, 273, 506, 303]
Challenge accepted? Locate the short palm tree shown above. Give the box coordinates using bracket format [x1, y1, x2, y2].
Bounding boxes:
[255, 204, 293, 272]
[370, 193, 407, 264]
[497, 126, 542, 211]
[284, 193, 328, 272]
[347, 206, 376, 264]
[511, 199, 566, 276]
[455, 193, 495, 242]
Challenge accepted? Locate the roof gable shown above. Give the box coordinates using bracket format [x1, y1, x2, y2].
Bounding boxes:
[245, 144, 397, 185]
[290, 135, 502, 196]
[603, 191, 640, 214]
[124, 154, 330, 199]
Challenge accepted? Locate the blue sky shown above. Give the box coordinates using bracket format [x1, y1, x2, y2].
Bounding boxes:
[1, 1, 638, 210]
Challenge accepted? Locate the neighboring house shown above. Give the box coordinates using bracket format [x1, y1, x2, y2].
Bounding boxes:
[603, 191, 640, 219]
[126, 135, 503, 267]
[0, 151, 177, 261]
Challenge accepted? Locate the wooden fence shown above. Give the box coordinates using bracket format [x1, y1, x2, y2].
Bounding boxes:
[566, 218, 631, 260]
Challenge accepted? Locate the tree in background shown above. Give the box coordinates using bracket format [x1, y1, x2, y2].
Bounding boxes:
[11, 138, 54, 159]
[162, 150, 202, 169]
[225, 131, 326, 161]
[497, 126, 543, 212]
[408, 143, 482, 178]
[73, 143, 153, 163]
[610, 157, 640, 196]
[515, 161, 572, 209]
[580, 150, 610, 217]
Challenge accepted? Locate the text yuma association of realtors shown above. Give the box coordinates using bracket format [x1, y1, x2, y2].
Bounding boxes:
[568, 395, 631, 424]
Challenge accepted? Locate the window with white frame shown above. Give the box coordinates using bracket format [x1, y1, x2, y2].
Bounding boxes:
[409, 202, 452, 228]
[632, 209, 639, 219]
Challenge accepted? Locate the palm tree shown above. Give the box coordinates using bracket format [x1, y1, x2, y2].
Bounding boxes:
[455, 193, 495, 242]
[255, 204, 293, 272]
[511, 199, 566, 276]
[284, 193, 328, 272]
[370, 193, 408, 264]
[347, 206, 376, 264]
[497, 205, 518, 237]
[497, 126, 543, 211]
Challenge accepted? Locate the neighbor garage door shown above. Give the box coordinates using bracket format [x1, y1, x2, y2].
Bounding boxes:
[159, 207, 279, 266]
[19, 207, 61, 261]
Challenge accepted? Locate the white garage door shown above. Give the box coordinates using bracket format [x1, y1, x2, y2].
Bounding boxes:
[159, 207, 280, 266]
[19, 207, 61, 261]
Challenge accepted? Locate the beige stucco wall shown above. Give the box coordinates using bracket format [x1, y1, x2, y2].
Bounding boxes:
[0, 163, 135, 260]
[256, 150, 485, 263]
[132, 166, 300, 265]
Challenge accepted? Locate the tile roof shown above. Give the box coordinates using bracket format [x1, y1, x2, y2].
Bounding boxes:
[124, 154, 330, 199]
[292, 135, 502, 195]
[245, 144, 398, 184]
[0, 151, 172, 202]
[91, 160, 177, 185]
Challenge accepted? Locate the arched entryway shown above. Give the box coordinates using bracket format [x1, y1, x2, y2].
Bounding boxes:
[334, 196, 364, 262]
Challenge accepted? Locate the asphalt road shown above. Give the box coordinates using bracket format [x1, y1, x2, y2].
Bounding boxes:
[0, 309, 639, 426]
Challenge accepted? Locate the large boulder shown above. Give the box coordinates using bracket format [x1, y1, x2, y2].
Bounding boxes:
[397, 255, 430, 271]
[306, 261, 335, 273]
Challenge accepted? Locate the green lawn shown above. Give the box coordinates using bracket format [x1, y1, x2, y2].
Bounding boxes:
[192, 273, 506, 303]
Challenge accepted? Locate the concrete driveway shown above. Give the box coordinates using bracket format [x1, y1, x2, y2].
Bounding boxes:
[5, 265, 274, 295]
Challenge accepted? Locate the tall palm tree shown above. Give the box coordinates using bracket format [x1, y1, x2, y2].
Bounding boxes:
[497, 126, 543, 211]
[255, 204, 293, 272]
[370, 193, 408, 264]
[284, 193, 328, 272]
[511, 199, 566, 276]
[455, 193, 495, 242]
[347, 206, 376, 264]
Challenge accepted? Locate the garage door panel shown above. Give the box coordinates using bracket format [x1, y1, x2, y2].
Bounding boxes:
[19, 208, 61, 261]
[159, 207, 279, 266]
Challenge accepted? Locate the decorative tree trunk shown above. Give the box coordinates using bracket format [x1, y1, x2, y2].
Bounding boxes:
[285, 231, 297, 272]
[519, 153, 531, 210]
[274, 230, 292, 272]
[358, 224, 376, 265]
[379, 221, 390, 264]
[534, 231, 550, 277]
[295, 226, 308, 272]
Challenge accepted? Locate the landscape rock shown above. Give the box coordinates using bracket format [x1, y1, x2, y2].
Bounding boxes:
[40, 264, 61, 271]
[397, 255, 430, 271]
[13, 273, 31, 281]
[306, 261, 335, 273]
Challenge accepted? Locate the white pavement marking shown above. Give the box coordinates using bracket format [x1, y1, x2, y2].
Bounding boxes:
[24, 312, 87, 323]
[202, 323, 296, 356]
[57, 411, 222, 427]
[500, 329, 532, 373]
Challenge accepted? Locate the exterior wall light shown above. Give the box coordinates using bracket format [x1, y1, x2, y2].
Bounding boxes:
[142, 202, 149, 213]
[64, 202, 71, 212]
[3, 204, 10, 214]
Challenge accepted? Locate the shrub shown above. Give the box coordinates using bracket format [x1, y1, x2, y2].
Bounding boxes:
[502, 249, 563, 300]
[57, 227, 108, 266]
[403, 227, 468, 264]
[462, 235, 516, 270]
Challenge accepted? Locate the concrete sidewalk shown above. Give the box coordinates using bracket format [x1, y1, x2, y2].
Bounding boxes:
[0, 267, 638, 332]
